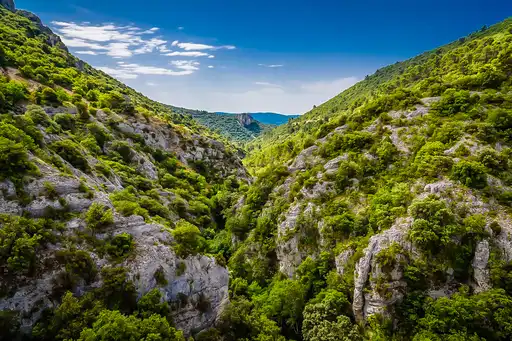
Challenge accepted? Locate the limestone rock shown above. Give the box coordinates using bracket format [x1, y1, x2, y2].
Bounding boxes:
[1, 0, 14, 11]
[471, 239, 491, 293]
[236, 113, 254, 127]
[353, 218, 413, 322]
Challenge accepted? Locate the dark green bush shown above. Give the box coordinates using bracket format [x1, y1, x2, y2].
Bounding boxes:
[451, 160, 487, 188]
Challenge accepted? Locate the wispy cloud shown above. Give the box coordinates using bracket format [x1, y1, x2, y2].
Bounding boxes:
[171, 41, 236, 51]
[165, 51, 211, 57]
[97, 61, 198, 79]
[96, 66, 138, 79]
[170, 60, 200, 71]
[52, 21, 167, 59]
[208, 65, 215, 69]
[75, 50, 98, 55]
[258, 64, 284, 68]
[254, 81, 281, 87]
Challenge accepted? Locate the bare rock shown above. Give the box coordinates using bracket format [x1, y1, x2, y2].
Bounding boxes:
[471, 239, 491, 293]
[335, 249, 355, 276]
[353, 217, 413, 322]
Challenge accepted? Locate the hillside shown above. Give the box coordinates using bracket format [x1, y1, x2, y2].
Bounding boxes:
[0, 2, 249, 340]
[165, 105, 273, 143]
[218, 17, 512, 341]
[2, 0, 512, 340]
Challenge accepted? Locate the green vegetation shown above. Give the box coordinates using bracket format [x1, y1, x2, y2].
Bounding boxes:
[1, 2, 512, 341]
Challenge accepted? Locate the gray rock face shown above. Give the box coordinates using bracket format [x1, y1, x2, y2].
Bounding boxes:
[288, 145, 319, 172]
[472, 239, 491, 293]
[335, 249, 355, 276]
[236, 113, 254, 127]
[1, 0, 14, 11]
[352, 218, 412, 322]
[0, 214, 229, 336]
[277, 202, 317, 277]
[119, 220, 229, 334]
[17, 10, 68, 51]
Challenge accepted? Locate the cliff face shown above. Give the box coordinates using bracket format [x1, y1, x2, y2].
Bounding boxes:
[0, 3, 249, 337]
[235, 113, 254, 127]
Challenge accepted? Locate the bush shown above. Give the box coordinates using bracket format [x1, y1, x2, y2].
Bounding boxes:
[53, 113, 76, 131]
[430, 89, 475, 116]
[51, 140, 90, 172]
[172, 220, 205, 257]
[85, 202, 114, 230]
[106, 233, 134, 259]
[0, 215, 60, 274]
[451, 160, 487, 188]
[25, 105, 51, 126]
[0, 136, 37, 181]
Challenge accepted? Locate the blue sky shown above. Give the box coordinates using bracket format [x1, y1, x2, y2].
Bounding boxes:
[16, 0, 512, 114]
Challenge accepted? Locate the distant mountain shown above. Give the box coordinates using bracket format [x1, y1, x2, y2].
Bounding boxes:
[217, 112, 299, 125]
[166, 106, 274, 143]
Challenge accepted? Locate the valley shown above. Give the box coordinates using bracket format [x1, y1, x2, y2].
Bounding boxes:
[0, 0, 511, 340]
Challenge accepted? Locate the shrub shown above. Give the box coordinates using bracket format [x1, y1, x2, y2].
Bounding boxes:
[431, 89, 475, 116]
[85, 202, 114, 230]
[172, 220, 205, 257]
[0, 215, 60, 274]
[25, 105, 51, 126]
[106, 233, 134, 259]
[53, 113, 76, 131]
[451, 160, 487, 188]
[87, 122, 110, 147]
[0, 136, 37, 181]
[56, 249, 97, 284]
[43, 181, 58, 199]
[50, 140, 90, 172]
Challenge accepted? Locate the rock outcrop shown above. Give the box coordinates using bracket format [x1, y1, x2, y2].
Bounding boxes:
[352, 218, 413, 322]
[236, 113, 254, 127]
[0, 0, 14, 11]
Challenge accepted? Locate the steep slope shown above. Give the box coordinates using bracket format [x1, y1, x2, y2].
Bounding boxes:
[214, 18, 512, 341]
[0, 3, 249, 340]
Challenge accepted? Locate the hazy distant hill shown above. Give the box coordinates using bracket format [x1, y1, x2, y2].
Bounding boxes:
[218, 112, 299, 125]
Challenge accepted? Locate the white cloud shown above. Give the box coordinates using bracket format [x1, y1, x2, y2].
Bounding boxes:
[208, 55, 215, 59]
[208, 65, 214, 69]
[121, 63, 195, 76]
[75, 50, 98, 55]
[106, 42, 132, 57]
[60, 37, 107, 50]
[172, 41, 236, 51]
[134, 38, 167, 54]
[97, 66, 138, 79]
[52, 21, 169, 59]
[52, 22, 135, 42]
[165, 51, 210, 57]
[170, 60, 200, 71]
[141, 27, 159, 34]
[258, 64, 284, 68]
[254, 81, 280, 87]
[146, 82, 157, 86]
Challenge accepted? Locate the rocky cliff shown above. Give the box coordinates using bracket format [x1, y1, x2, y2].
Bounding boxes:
[235, 113, 254, 127]
[0, 3, 249, 338]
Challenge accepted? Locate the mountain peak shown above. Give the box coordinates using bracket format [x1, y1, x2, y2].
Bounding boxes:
[235, 113, 255, 127]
